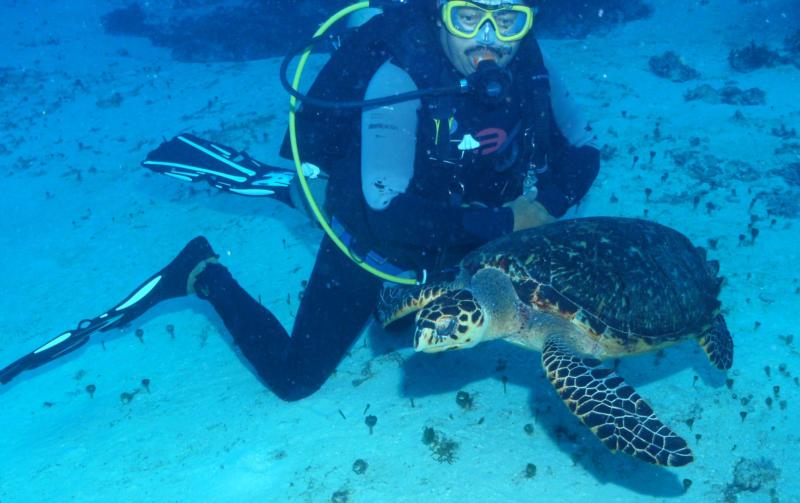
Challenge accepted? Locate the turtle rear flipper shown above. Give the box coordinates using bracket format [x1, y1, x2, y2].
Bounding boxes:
[542, 336, 694, 467]
[698, 314, 733, 370]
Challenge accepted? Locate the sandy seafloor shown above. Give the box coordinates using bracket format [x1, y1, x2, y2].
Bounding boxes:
[1, 1, 799, 502]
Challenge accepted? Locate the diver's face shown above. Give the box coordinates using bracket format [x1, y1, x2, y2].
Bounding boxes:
[438, 21, 521, 76]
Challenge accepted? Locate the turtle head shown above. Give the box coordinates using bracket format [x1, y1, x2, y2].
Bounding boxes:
[414, 289, 487, 352]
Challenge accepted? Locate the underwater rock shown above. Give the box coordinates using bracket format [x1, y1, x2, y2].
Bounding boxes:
[754, 189, 800, 219]
[665, 149, 764, 187]
[102, 0, 325, 62]
[101, 0, 654, 62]
[534, 0, 653, 38]
[775, 142, 800, 156]
[719, 86, 766, 106]
[728, 41, 786, 72]
[648, 51, 700, 82]
[101, 3, 149, 36]
[684, 84, 765, 106]
[772, 162, 800, 187]
[723, 457, 780, 500]
[786, 29, 800, 67]
[786, 29, 800, 54]
[772, 124, 797, 139]
[684, 84, 718, 103]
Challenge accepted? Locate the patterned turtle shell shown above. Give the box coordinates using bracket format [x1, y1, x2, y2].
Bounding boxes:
[460, 217, 724, 347]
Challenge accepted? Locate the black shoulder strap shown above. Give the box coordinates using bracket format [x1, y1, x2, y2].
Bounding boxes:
[388, 17, 454, 90]
[278, 10, 422, 168]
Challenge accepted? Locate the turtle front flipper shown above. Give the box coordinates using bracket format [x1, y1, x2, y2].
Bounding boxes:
[542, 335, 694, 467]
[698, 314, 733, 370]
[377, 283, 450, 327]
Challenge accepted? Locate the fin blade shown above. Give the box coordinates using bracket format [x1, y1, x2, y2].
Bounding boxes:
[1, 237, 218, 385]
[142, 134, 296, 205]
[0, 330, 91, 385]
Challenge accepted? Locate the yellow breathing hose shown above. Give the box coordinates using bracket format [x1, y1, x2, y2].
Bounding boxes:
[287, 1, 423, 285]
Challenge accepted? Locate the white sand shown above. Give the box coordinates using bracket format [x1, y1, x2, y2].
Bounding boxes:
[1, 1, 798, 501]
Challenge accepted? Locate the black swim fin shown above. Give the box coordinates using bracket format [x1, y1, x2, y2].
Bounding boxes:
[0, 236, 218, 386]
[142, 134, 302, 205]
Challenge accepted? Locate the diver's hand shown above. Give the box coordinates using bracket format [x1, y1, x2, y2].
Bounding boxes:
[505, 193, 555, 231]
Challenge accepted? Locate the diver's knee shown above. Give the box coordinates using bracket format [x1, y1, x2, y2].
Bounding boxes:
[263, 364, 329, 402]
[270, 378, 322, 402]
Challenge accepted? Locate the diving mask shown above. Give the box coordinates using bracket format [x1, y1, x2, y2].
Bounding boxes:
[441, 1, 534, 43]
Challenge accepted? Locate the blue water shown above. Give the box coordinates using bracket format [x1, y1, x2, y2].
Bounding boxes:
[1, 1, 798, 501]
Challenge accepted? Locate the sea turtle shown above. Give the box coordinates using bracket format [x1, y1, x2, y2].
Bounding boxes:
[378, 217, 733, 467]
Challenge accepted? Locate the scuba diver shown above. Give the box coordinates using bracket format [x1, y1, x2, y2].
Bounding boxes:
[0, 0, 600, 401]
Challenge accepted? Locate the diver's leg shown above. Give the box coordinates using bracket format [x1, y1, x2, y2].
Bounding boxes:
[282, 236, 384, 398]
[194, 235, 383, 401]
[0, 237, 219, 385]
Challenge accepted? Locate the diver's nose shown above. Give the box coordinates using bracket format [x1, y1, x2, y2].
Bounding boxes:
[478, 21, 497, 45]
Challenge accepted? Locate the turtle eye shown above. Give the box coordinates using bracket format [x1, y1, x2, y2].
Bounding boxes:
[434, 316, 458, 341]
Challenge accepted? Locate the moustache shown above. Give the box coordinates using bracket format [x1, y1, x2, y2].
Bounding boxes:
[465, 45, 512, 58]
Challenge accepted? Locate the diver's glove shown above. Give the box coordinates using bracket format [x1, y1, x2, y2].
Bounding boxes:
[505, 192, 556, 231]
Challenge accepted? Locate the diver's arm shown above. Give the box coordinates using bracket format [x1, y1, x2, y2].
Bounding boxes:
[534, 53, 601, 217]
[535, 138, 600, 217]
[370, 193, 514, 245]
[361, 62, 514, 246]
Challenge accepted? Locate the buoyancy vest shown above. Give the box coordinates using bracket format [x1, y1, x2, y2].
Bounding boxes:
[280, 9, 553, 270]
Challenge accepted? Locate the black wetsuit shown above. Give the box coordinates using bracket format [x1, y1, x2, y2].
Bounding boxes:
[194, 236, 382, 401]
[182, 28, 601, 401]
[189, 97, 598, 401]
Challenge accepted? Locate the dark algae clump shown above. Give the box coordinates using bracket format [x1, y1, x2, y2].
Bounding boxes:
[352, 459, 368, 475]
[455, 390, 474, 410]
[723, 457, 780, 502]
[684, 84, 766, 106]
[364, 414, 377, 435]
[422, 426, 460, 464]
[524, 463, 537, 478]
[649, 51, 700, 82]
[728, 41, 789, 72]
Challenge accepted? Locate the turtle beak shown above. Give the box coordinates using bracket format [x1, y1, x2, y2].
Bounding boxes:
[413, 327, 431, 352]
[414, 316, 468, 353]
[413, 326, 452, 353]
